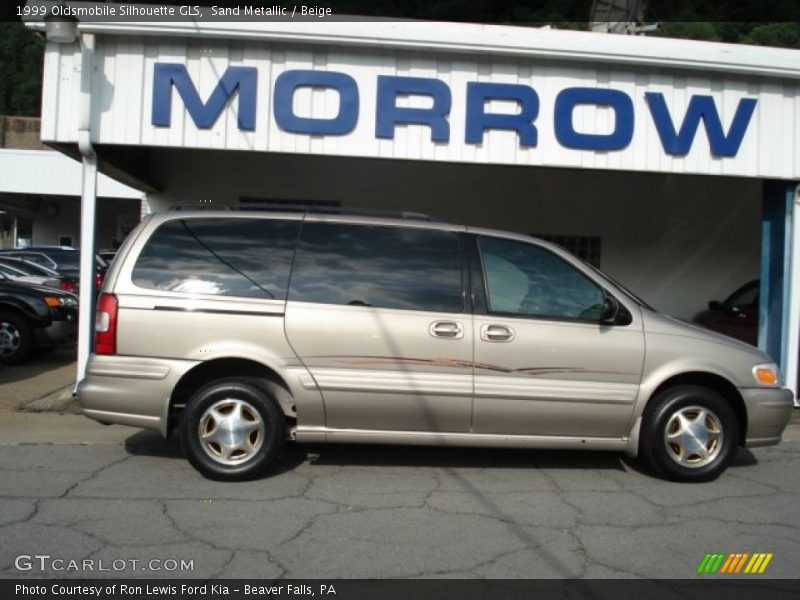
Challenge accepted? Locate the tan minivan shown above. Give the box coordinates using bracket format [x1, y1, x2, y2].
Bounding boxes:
[78, 209, 794, 482]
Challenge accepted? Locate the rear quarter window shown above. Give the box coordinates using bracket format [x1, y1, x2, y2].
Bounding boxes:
[132, 218, 299, 300]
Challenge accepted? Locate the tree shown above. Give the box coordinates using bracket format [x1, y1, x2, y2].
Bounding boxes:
[0, 22, 44, 116]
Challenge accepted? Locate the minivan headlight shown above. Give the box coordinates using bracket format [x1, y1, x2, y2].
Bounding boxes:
[753, 363, 780, 386]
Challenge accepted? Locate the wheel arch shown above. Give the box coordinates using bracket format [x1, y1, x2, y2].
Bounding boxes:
[644, 371, 747, 446]
[0, 301, 41, 325]
[167, 357, 295, 436]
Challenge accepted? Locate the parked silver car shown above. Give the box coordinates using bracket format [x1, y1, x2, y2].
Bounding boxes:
[78, 209, 794, 481]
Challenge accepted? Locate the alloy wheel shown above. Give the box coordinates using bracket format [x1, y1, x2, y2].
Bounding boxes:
[663, 405, 723, 468]
[197, 398, 265, 465]
[0, 321, 21, 357]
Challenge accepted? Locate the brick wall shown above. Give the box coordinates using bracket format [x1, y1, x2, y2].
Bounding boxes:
[0, 116, 46, 150]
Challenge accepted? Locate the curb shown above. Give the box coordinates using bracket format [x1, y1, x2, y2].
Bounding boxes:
[17, 384, 79, 414]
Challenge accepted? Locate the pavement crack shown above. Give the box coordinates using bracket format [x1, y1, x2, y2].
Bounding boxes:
[276, 514, 319, 548]
[59, 455, 132, 499]
[160, 500, 290, 577]
[725, 471, 787, 494]
[0, 498, 41, 530]
[410, 546, 522, 578]
[207, 549, 236, 580]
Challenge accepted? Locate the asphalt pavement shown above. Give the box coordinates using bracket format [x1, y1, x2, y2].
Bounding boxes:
[1, 411, 799, 579]
[0, 348, 77, 413]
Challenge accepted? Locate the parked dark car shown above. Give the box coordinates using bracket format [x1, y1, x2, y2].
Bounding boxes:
[0, 256, 78, 293]
[0, 273, 78, 364]
[692, 280, 758, 345]
[0, 247, 107, 291]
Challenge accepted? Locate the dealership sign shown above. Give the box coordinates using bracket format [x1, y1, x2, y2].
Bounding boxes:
[151, 63, 757, 158]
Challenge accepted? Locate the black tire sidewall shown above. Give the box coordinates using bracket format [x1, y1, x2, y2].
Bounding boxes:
[180, 378, 285, 481]
[643, 385, 739, 482]
[0, 312, 33, 365]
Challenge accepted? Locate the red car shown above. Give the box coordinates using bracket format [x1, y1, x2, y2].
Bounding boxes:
[692, 280, 759, 345]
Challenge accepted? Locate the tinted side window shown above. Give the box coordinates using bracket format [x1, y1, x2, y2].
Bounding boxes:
[133, 218, 299, 299]
[290, 223, 463, 313]
[479, 237, 605, 320]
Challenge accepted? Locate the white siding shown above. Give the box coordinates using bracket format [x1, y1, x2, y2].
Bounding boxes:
[40, 34, 800, 179]
[0, 149, 142, 199]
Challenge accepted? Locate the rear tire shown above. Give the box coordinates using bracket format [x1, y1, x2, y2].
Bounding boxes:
[641, 385, 739, 482]
[179, 378, 286, 481]
[0, 312, 33, 365]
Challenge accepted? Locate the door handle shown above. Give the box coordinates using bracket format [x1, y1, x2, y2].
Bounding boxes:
[429, 321, 464, 340]
[480, 324, 515, 342]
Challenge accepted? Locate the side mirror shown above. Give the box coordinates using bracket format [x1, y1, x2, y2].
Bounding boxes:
[601, 295, 619, 324]
[599, 294, 633, 326]
[708, 300, 721, 310]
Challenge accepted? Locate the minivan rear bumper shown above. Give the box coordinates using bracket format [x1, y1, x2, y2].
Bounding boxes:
[77, 354, 199, 437]
[741, 387, 794, 447]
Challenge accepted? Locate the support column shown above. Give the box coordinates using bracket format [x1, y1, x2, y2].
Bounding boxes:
[786, 184, 800, 402]
[77, 156, 97, 382]
[76, 32, 97, 383]
[759, 180, 800, 404]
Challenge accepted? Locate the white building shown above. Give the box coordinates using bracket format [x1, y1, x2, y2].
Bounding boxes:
[0, 117, 143, 249]
[24, 18, 800, 400]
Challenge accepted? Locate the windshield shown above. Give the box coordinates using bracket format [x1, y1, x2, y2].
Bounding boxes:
[41, 249, 80, 269]
[0, 259, 58, 277]
[0, 263, 27, 277]
[723, 280, 759, 309]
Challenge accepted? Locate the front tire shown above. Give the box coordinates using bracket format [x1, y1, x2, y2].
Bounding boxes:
[180, 378, 286, 481]
[641, 385, 739, 482]
[0, 312, 33, 365]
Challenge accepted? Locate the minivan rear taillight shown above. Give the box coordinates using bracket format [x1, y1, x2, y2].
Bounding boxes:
[95, 293, 118, 355]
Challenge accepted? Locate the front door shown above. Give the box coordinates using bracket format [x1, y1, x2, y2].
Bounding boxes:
[471, 235, 645, 438]
[285, 220, 473, 433]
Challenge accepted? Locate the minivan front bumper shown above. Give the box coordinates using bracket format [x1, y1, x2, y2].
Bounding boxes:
[77, 354, 199, 436]
[742, 387, 795, 447]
